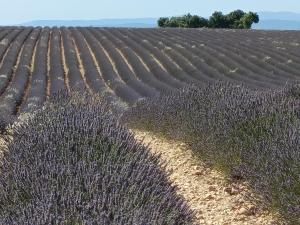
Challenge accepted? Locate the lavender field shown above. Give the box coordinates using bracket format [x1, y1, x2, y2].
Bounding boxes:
[0, 27, 300, 224]
[0, 27, 300, 116]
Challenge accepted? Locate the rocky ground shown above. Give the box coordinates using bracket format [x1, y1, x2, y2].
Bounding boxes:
[0, 136, 7, 161]
[133, 129, 282, 225]
[0, 137, 5, 149]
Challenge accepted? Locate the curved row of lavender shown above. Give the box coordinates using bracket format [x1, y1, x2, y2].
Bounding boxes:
[2, 28, 300, 119]
[123, 82, 300, 224]
[0, 93, 193, 224]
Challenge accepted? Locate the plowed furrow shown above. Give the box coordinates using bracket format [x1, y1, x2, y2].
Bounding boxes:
[82, 28, 157, 98]
[72, 29, 131, 105]
[20, 28, 50, 113]
[119, 29, 198, 84]
[148, 29, 229, 82]
[137, 29, 219, 84]
[0, 28, 40, 115]
[60, 28, 70, 92]
[92, 28, 173, 93]
[167, 29, 288, 84]
[108, 28, 184, 89]
[0, 28, 14, 61]
[1, 27, 300, 117]
[61, 28, 86, 91]
[46, 28, 51, 99]
[72, 28, 141, 105]
[151, 29, 276, 89]
[203, 30, 300, 79]
[189, 29, 299, 82]
[0, 28, 32, 96]
[0, 28, 21, 64]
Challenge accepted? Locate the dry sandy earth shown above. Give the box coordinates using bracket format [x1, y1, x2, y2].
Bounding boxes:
[0, 135, 7, 161]
[133, 129, 282, 225]
[0, 114, 30, 158]
[0, 137, 5, 149]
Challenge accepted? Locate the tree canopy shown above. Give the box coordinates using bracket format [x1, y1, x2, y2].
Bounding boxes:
[158, 10, 259, 29]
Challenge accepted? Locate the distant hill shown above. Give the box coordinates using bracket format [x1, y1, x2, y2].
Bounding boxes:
[253, 11, 300, 30]
[21, 18, 157, 28]
[21, 12, 300, 30]
[253, 19, 300, 30]
[258, 11, 300, 21]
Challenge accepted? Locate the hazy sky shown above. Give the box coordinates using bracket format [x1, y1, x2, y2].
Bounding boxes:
[1, 0, 300, 25]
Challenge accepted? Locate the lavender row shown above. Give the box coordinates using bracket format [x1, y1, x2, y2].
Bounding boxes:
[0, 28, 40, 115]
[0, 92, 193, 224]
[20, 27, 50, 112]
[123, 82, 300, 224]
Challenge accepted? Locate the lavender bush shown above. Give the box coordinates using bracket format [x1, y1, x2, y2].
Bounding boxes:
[123, 82, 300, 224]
[0, 110, 14, 134]
[0, 92, 194, 224]
[0, 114, 7, 134]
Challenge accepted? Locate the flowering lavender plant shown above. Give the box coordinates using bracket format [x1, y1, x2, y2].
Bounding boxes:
[124, 81, 300, 224]
[0, 92, 193, 224]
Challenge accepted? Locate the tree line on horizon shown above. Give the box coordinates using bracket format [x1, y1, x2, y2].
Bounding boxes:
[158, 10, 259, 29]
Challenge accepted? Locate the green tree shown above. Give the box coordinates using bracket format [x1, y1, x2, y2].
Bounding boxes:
[185, 14, 209, 28]
[182, 14, 193, 27]
[239, 12, 259, 29]
[157, 17, 169, 27]
[197, 17, 209, 28]
[209, 11, 228, 28]
[226, 10, 245, 28]
[167, 17, 181, 27]
[158, 10, 259, 29]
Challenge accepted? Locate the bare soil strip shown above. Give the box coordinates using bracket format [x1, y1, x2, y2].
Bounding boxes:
[72, 35, 91, 94]
[46, 29, 51, 100]
[0, 136, 7, 152]
[17, 30, 39, 113]
[60, 29, 70, 92]
[133, 129, 281, 225]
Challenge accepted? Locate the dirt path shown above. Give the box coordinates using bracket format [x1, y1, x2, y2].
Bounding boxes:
[133, 129, 280, 225]
[0, 137, 5, 148]
[0, 135, 7, 159]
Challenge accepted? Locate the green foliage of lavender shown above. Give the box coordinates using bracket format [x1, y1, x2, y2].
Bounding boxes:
[0, 115, 6, 134]
[123, 82, 300, 224]
[0, 93, 193, 224]
[0, 111, 14, 134]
